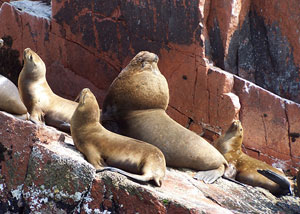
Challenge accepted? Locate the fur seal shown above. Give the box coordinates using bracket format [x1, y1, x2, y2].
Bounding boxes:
[214, 120, 291, 195]
[101, 51, 228, 184]
[18, 48, 78, 132]
[71, 88, 166, 186]
[0, 74, 28, 119]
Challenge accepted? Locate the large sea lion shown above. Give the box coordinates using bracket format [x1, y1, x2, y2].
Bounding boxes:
[0, 74, 28, 119]
[214, 120, 291, 195]
[18, 48, 78, 132]
[71, 88, 166, 186]
[101, 51, 228, 184]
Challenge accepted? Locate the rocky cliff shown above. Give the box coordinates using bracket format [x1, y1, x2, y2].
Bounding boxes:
[0, 0, 300, 213]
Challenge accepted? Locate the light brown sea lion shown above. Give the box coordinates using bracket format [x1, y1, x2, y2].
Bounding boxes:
[71, 88, 166, 186]
[18, 48, 78, 132]
[214, 120, 291, 195]
[0, 74, 28, 119]
[101, 51, 228, 184]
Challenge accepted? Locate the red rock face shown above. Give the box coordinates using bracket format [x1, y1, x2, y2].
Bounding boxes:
[206, 0, 300, 104]
[0, 0, 299, 177]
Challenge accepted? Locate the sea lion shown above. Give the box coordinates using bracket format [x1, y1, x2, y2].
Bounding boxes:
[101, 51, 228, 184]
[214, 120, 291, 195]
[0, 74, 28, 119]
[71, 88, 166, 186]
[18, 48, 78, 132]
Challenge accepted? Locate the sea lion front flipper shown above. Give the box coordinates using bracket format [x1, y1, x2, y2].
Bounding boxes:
[30, 108, 45, 124]
[257, 169, 292, 194]
[194, 165, 225, 184]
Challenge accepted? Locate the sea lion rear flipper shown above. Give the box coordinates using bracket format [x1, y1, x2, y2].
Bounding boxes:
[194, 166, 224, 184]
[10, 112, 29, 121]
[45, 115, 71, 133]
[96, 167, 155, 185]
[257, 169, 292, 194]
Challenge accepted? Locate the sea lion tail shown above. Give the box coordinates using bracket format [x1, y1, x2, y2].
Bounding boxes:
[257, 169, 292, 195]
[96, 167, 160, 186]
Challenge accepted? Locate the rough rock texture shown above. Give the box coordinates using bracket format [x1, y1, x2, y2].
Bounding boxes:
[0, 0, 300, 193]
[0, 111, 299, 213]
[205, 0, 300, 104]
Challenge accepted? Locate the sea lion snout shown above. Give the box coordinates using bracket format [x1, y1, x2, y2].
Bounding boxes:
[23, 48, 33, 61]
[154, 54, 159, 63]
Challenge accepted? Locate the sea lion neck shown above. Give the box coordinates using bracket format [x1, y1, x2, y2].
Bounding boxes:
[23, 60, 46, 81]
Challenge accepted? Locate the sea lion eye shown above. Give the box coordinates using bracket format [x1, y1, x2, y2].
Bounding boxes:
[29, 55, 33, 61]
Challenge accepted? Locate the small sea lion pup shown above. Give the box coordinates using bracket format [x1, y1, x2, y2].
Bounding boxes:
[0, 75, 28, 119]
[101, 51, 228, 184]
[18, 48, 78, 132]
[71, 88, 166, 186]
[214, 120, 291, 195]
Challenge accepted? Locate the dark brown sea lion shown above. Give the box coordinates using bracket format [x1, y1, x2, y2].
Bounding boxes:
[214, 120, 291, 195]
[18, 48, 78, 132]
[71, 88, 166, 186]
[101, 51, 228, 184]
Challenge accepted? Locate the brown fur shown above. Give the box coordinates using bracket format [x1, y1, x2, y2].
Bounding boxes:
[71, 88, 166, 186]
[18, 48, 78, 132]
[215, 120, 290, 195]
[0, 74, 28, 119]
[101, 51, 228, 184]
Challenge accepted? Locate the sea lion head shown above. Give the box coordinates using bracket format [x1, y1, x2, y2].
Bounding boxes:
[228, 120, 243, 136]
[74, 88, 100, 124]
[102, 51, 169, 118]
[122, 51, 160, 76]
[215, 120, 244, 154]
[23, 48, 46, 79]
